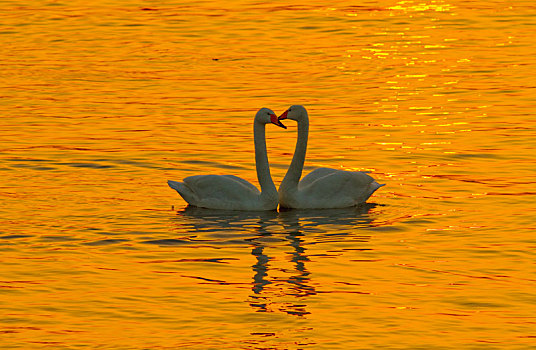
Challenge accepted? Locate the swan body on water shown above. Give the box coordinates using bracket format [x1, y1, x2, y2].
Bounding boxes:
[277, 105, 384, 209]
[168, 108, 286, 211]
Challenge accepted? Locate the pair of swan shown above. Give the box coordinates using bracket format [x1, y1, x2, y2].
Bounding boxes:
[168, 105, 384, 210]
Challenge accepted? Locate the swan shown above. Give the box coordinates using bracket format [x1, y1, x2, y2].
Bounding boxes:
[277, 105, 384, 209]
[168, 108, 286, 211]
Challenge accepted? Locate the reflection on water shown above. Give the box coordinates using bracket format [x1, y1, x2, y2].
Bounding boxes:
[178, 205, 378, 316]
[179, 204, 378, 233]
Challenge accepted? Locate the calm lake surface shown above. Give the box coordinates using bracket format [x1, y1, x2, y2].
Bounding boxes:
[1, 0, 535, 348]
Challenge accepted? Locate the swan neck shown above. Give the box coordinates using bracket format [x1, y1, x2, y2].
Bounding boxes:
[253, 121, 277, 196]
[282, 113, 309, 189]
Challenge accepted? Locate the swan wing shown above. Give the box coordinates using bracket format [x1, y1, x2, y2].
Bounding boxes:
[299, 170, 382, 208]
[298, 167, 339, 189]
[183, 175, 260, 199]
[221, 175, 259, 192]
[168, 175, 265, 210]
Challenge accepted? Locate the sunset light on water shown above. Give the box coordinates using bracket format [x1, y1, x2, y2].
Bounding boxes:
[1, 0, 535, 348]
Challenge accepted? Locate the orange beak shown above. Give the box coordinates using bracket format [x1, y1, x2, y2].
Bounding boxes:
[270, 114, 286, 129]
[278, 110, 288, 120]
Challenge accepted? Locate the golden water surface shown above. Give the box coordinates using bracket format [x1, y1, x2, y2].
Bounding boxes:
[1, 0, 535, 349]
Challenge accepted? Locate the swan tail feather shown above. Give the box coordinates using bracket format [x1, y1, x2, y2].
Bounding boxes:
[167, 180, 198, 206]
[366, 181, 385, 200]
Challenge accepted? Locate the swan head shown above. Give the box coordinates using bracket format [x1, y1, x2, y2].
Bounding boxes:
[256, 107, 286, 129]
[278, 105, 307, 122]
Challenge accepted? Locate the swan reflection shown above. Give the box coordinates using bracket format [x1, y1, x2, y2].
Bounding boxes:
[175, 204, 379, 316]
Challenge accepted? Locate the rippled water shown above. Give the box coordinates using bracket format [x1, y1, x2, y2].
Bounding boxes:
[2, 0, 535, 348]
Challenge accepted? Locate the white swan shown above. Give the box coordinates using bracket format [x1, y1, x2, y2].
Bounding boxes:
[168, 108, 286, 211]
[277, 105, 384, 209]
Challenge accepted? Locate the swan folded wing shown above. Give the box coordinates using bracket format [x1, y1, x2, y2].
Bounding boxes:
[183, 175, 260, 202]
[298, 167, 339, 189]
[221, 175, 259, 193]
[300, 170, 377, 207]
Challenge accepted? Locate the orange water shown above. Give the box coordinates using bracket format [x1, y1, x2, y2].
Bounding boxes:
[1, 1, 535, 349]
